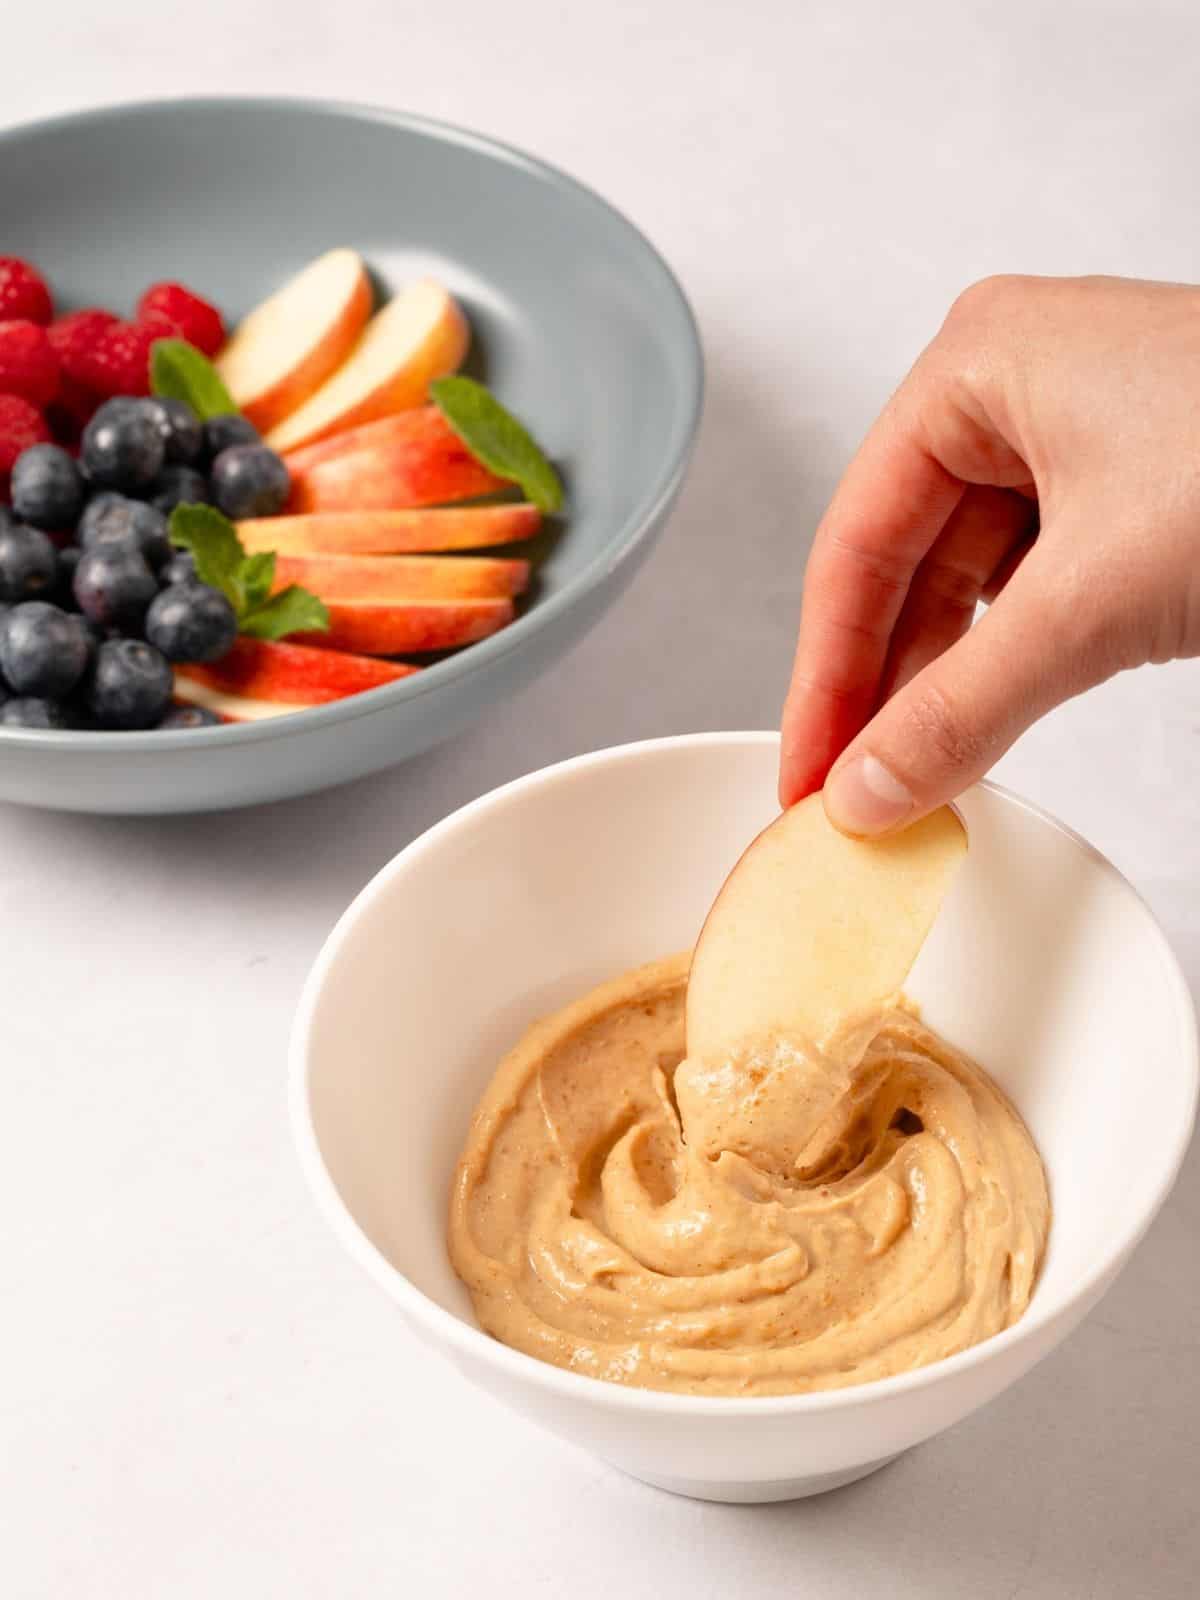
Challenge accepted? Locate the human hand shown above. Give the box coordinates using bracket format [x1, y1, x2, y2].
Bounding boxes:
[780, 274, 1200, 833]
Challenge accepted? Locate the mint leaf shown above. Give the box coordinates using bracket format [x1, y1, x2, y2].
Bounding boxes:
[151, 338, 237, 421]
[241, 551, 276, 611]
[168, 504, 328, 643]
[240, 586, 330, 641]
[430, 376, 563, 513]
[168, 504, 246, 610]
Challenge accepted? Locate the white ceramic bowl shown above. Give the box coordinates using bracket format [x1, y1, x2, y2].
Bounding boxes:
[290, 733, 1198, 1502]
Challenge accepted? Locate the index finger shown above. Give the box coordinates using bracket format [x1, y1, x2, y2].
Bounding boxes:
[779, 389, 964, 806]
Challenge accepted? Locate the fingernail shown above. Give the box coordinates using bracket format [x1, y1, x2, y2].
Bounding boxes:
[824, 754, 914, 835]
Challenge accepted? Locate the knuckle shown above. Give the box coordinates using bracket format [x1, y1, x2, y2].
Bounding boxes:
[810, 606, 893, 647]
[819, 532, 912, 598]
[789, 666, 874, 706]
[919, 558, 983, 614]
[1048, 554, 1150, 679]
[900, 680, 993, 776]
[943, 273, 1027, 331]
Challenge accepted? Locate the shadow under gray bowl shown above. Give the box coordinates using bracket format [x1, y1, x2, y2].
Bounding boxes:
[0, 97, 703, 814]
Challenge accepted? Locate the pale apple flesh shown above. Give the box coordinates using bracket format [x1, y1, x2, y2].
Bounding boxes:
[265, 279, 469, 453]
[686, 795, 967, 1060]
[171, 681, 310, 723]
[216, 248, 373, 433]
[237, 505, 541, 556]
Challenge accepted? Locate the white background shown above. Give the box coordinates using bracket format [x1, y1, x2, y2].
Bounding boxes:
[4, 3, 1199, 1595]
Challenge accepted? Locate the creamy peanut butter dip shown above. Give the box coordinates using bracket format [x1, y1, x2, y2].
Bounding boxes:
[448, 953, 1049, 1397]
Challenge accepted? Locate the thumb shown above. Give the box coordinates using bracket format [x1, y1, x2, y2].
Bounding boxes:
[821, 555, 1116, 836]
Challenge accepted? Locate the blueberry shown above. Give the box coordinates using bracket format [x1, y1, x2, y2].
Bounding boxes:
[0, 521, 59, 601]
[0, 696, 73, 729]
[143, 397, 203, 466]
[147, 465, 210, 515]
[159, 550, 196, 587]
[73, 546, 158, 631]
[210, 444, 290, 519]
[78, 491, 127, 542]
[85, 638, 173, 730]
[0, 601, 92, 699]
[54, 546, 81, 610]
[78, 495, 171, 570]
[81, 398, 165, 492]
[157, 704, 222, 729]
[202, 412, 259, 463]
[10, 444, 85, 531]
[144, 581, 238, 663]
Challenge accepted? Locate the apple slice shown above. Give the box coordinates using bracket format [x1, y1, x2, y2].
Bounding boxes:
[172, 681, 310, 722]
[283, 406, 506, 512]
[216, 249, 373, 432]
[265, 279, 469, 453]
[272, 552, 529, 601]
[279, 409, 455, 475]
[687, 794, 967, 1060]
[238, 505, 541, 556]
[174, 636, 420, 706]
[294, 598, 514, 654]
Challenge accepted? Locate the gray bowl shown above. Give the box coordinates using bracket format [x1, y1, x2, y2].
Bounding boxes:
[0, 98, 702, 813]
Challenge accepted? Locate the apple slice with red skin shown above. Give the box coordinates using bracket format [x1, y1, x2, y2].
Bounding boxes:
[216, 248, 373, 433]
[687, 794, 967, 1060]
[283, 405, 507, 513]
[293, 598, 514, 654]
[266, 280, 469, 453]
[271, 552, 529, 602]
[238, 504, 541, 556]
[279, 408, 455, 475]
[286, 447, 505, 513]
[174, 636, 420, 707]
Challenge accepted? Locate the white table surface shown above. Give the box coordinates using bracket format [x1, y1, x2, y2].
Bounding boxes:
[4, 3, 1199, 1595]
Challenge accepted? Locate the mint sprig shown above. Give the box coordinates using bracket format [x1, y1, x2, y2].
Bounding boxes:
[169, 504, 330, 642]
[151, 338, 238, 421]
[166, 505, 244, 608]
[429, 375, 563, 513]
[240, 551, 277, 612]
[239, 585, 330, 641]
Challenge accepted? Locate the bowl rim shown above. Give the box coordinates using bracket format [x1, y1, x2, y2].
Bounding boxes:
[289, 730, 1200, 1416]
[0, 94, 704, 753]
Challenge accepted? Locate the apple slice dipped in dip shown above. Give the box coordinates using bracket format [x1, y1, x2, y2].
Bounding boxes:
[688, 796, 967, 1069]
[678, 797, 967, 1174]
[449, 795, 1048, 1398]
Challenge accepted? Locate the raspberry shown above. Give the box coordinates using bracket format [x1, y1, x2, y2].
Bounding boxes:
[0, 394, 51, 489]
[74, 320, 158, 399]
[0, 258, 52, 325]
[48, 309, 119, 426]
[0, 321, 59, 409]
[48, 308, 118, 376]
[136, 282, 225, 358]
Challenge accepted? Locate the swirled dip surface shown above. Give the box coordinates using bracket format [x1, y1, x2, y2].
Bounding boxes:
[448, 954, 1049, 1396]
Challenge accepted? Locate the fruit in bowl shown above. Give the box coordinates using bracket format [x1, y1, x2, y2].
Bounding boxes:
[0, 98, 703, 813]
[0, 248, 563, 732]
